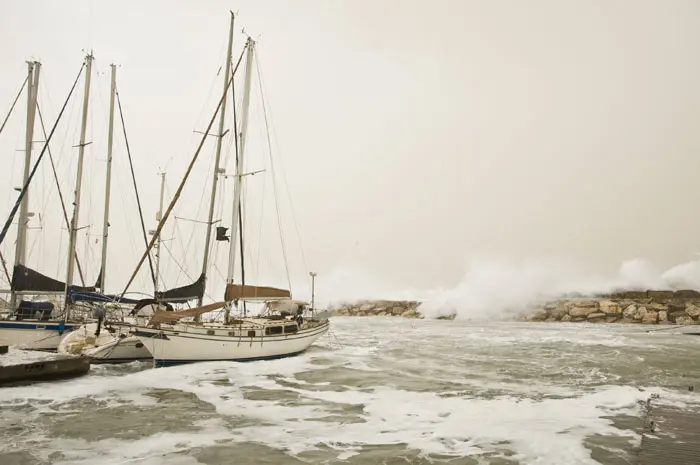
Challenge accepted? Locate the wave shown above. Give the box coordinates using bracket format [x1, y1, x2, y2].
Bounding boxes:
[316, 258, 700, 321]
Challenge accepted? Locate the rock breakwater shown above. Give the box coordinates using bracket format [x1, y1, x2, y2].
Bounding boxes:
[329, 290, 700, 324]
[522, 290, 700, 325]
[330, 300, 424, 319]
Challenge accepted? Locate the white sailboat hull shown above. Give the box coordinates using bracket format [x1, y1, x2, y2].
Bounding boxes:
[57, 322, 151, 363]
[134, 320, 329, 366]
[0, 321, 77, 351]
[81, 335, 151, 363]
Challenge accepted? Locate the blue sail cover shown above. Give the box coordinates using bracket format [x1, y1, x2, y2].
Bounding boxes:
[67, 289, 141, 305]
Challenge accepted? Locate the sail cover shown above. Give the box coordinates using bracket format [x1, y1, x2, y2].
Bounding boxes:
[225, 284, 291, 302]
[155, 273, 205, 303]
[148, 301, 226, 325]
[11, 264, 96, 293]
[67, 291, 141, 305]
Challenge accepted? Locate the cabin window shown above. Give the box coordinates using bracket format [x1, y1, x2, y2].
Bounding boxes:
[206, 330, 215, 336]
[265, 326, 283, 335]
[135, 342, 144, 348]
[248, 330, 256, 337]
[228, 331, 236, 337]
[284, 325, 298, 334]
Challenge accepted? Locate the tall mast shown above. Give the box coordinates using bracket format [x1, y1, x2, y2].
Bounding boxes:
[154, 171, 166, 293]
[226, 39, 255, 286]
[64, 53, 93, 309]
[11, 60, 40, 311]
[199, 11, 235, 307]
[99, 63, 117, 292]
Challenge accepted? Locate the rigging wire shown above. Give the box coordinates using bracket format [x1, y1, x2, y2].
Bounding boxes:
[159, 238, 217, 303]
[211, 67, 244, 284]
[160, 239, 195, 283]
[0, 76, 30, 282]
[0, 62, 86, 248]
[255, 49, 310, 274]
[113, 164, 148, 293]
[36, 103, 88, 286]
[82, 62, 111, 282]
[254, 53, 292, 293]
[48, 74, 82, 280]
[230, 62, 246, 316]
[118, 42, 249, 299]
[0, 256, 9, 285]
[253, 161, 268, 287]
[114, 87, 157, 289]
[0, 75, 28, 139]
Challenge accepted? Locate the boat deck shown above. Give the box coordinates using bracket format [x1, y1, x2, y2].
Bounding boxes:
[637, 396, 700, 465]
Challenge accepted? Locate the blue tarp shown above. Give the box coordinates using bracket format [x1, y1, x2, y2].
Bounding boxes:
[67, 290, 141, 305]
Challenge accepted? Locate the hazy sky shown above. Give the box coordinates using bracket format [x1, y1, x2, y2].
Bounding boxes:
[1, 0, 700, 302]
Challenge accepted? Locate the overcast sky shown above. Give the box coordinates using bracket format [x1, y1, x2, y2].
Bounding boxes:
[1, 0, 700, 302]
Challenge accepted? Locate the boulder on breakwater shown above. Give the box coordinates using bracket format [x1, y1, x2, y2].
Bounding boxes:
[330, 300, 425, 319]
[329, 290, 700, 324]
[519, 289, 700, 325]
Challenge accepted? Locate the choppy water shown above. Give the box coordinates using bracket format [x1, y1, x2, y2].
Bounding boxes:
[2, 317, 700, 465]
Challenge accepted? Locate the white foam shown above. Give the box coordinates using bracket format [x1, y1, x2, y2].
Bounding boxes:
[0, 347, 67, 367]
[309, 258, 700, 320]
[419, 258, 700, 320]
[41, 419, 231, 465]
[4, 319, 698, 464]
[225, 384, 661, 464]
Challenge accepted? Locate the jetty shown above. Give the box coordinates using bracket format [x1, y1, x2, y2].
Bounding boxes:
[637, 395, 700, 465]
[0, 342, 90, 386]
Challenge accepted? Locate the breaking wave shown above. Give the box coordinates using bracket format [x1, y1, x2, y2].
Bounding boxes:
[318, 258, 700, 321]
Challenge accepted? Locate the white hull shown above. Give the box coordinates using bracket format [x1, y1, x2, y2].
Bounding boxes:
[82, 335, 151, 363]
[0, 321, 77, 351]
[58, 321, 151, 363]
[134, 320, 329, 366]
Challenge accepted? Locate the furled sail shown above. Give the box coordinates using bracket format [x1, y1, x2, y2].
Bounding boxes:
[11, 264, 96, 293]
[224, 283, 291, 302]
[67, 291, 141, 305]
[155, 273, 205, 303]
[148, 301, 226, 325]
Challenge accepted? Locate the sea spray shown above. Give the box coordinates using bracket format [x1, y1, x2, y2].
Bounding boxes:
[316, 258, 700, 320]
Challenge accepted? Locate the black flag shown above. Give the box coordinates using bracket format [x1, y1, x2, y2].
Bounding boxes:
[216, 226, 230, 242]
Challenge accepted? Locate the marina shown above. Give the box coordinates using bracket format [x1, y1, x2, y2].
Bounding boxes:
[1, 2, 699, 464]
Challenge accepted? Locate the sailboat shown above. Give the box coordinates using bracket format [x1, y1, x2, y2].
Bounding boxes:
[127, 13, 330, 366]
[57, 16, 234, 362]
[57, 67, 198, 362]
[0, 58, 99, 350]
[58, 171, 170, 363]
[0, 55, 153, 351]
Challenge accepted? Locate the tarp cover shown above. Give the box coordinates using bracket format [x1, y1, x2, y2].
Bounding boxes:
[155, 273, 205, 302]
[67, 291, 141, 305]
[148, 301, 226, 325]
[225, 284, 291, 302]
[11, 264, 96, 293]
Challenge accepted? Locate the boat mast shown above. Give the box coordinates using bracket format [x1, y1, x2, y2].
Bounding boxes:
[225, 38, 254, 320]
[99, 63, 116, 292]
[199, 11, 236, 307]
[11, 60, 40, 312]
[64, 53, 93, 311]
[154, 171, 166, 293]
